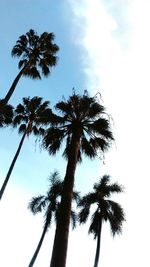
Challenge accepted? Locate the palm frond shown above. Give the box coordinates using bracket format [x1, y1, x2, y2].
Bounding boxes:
[28, 195, 46, 214]
[43, 127, 65, 155]
[72, 191, 81, 204]
[88, 118, 114, 141]
[81, 137, 97, 158]
[48, 170, 61, 186]
[24, 66, 41, 79]
[0, 100, 14, 127]
[88, 209, 100, 239]
[70, 209, 78, 229]
[78, 206, 90, 224]
[109, 183, 124, 194]
[107, 200, 125, 236]
[18, 123, 27, 134]
[90, 137, 111, 152]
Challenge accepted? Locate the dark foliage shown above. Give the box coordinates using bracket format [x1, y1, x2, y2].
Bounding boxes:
[12, 29, 59, 79]
[43, 92, 114, 161]
[0, 100, 14, 127]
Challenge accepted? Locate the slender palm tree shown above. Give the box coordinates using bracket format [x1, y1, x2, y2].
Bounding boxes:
[0, 99, 14, 127]
[28, 171, 79, 267]
[43, 91, 114, 267]
[78, 175, 125, 267]
[3, 29, 59, 104]
[0, 96, 52, 200]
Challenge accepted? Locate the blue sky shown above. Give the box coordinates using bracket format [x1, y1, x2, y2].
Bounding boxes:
[1, 0, 150, 266]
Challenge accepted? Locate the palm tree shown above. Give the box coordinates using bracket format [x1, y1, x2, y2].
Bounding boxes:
[28, 171, 79, 267]
[78, 175, 125, 267]
[43, 91, 114, 267]
[0, 99, 14, 127]
[3, 29, 59, 104]
[0, 96, 52, 200]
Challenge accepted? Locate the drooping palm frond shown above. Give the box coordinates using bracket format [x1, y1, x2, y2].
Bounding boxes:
[81, 136, 97, 158]
[72, 190, 80, 204]
[43, 127, 65, 155]
[70, 209, 78, 229]
[0, 100, 14, 127]
[78, 205, 91, 224]
[28, 195, 47, 214]
[107, 200, 125, 236]
[88, 209, 100, 239]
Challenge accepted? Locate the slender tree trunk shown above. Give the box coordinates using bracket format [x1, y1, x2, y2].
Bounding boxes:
[3, 66, 26, 104]
[28, 222, 48, 267]
[50, 132, 81, 267]
[0, 131, 26, 200]
[94, 220, 102, 267]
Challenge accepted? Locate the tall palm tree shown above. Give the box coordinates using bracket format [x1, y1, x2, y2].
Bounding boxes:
[28, 171, 79, 267]
[78, 175, 125, 267]
[43, 92, 114, 267]
[3, 29, 59, 104]
[0, 96, 52, 200]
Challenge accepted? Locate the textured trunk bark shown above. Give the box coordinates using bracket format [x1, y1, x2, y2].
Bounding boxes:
[94, 220, 102, 267]
[0, 131, 26, 200]
[3, 66, 26, 104]
[50, 132, 81, 267]
[28, 222, 48, 267]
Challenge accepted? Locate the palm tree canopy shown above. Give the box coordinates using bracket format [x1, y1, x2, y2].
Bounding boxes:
[0, 100, 14, 127]
[78, 175, 125, 238]
[43, 92, 114, 161]
[11, 29, 59, 79]
[28, 171, 80, 229]
[12, 96, 52, 136]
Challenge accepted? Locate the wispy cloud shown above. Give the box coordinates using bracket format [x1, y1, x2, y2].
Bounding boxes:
[68, 0, 150, 152]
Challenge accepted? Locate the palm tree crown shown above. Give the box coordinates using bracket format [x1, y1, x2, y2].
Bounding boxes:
[29, 170, 79, 231]
[43, 92, 114, 159]
[13, 96, 52, 136]
[78, 175, 125, 267]
[12, 29, 59, 79]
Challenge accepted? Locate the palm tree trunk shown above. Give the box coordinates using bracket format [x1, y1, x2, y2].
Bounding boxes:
[0, 131, 26, 200]
[50, 132, 81, 267]
[94, 220, 102, 267]
[28, 222, 48, 267]
[3, 66, 26, 104]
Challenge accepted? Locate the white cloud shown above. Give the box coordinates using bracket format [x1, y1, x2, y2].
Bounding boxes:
[68, 0, 150, 266]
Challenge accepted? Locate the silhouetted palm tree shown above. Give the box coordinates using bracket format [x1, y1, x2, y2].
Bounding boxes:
[78, 175, 125, 267]
[28, 171, 79, 267]
[0, 96, 52, 200]
[43, 92, 114, 267]
[3, 29, 59, 104]
[0, 99, 13, 127]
